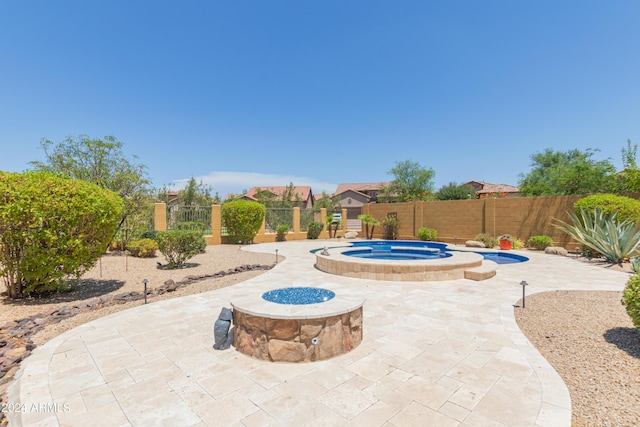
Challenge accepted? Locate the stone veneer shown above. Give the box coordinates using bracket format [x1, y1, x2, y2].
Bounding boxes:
[233, 307, 362, 362]
[230, 291, 364, 363]
[316, 246, 486, 281]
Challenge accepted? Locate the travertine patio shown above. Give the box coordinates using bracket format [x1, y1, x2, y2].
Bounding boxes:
[8, 240, 629, 426]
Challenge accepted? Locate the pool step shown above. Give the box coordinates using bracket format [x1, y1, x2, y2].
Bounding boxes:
[464, 261, 498, 281]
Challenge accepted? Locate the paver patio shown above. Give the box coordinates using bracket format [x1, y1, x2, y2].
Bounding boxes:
[8, 240, 629, 426]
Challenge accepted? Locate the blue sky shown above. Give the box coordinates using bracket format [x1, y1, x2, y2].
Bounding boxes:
[1, 1, 638, 198]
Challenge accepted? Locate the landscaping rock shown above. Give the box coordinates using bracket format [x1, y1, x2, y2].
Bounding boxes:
[344, 231, 358, 239]
[545, 246, 568, 256]
[465, 240, 486, 248]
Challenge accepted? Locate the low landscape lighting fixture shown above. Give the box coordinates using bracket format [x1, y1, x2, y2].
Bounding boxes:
[143, 279, 149, 304]
[520, 280, 528, 308]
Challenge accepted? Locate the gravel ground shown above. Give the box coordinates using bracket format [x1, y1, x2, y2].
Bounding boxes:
[515, 287, 640, 427]
[0, 245, 279, 345]
[2, 247, 639, 425]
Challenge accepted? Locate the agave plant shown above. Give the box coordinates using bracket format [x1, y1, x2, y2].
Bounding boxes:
[553, 208, 640, 264]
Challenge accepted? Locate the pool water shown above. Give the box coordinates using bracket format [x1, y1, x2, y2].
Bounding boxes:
[344, 248, 450, 261]
[343, 240, 528, 265]
[476, 252, 528, 264]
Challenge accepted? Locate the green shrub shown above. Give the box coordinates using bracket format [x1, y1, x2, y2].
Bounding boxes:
[382, 216, 399, 240]
[631, 257, 640, 274]
[127, 238, 158, 258]
[513, 238, 525, 250]
[0, 171, 123, 298]
[139, 230, 158, 240]
[622, 273, 640, 329]
[554, 208, 640, 264]
[574, 194, 640, 224]
[528, 235, 554, 250]
[156, 230, 206, 268]
[475, 233, 498, 249]
[222, 200, 265, 244]
[435, 182, 476, 200]
[276, 224, 289, 242]
[307, 222, 324, 239]
[418, 227, 437, 241]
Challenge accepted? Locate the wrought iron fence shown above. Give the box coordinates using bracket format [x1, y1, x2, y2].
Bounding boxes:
[264, 208, 293, 233]
[166, 205, 212, 235]
[300, 209, 315, 231]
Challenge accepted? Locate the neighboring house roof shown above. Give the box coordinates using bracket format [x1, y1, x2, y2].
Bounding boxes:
[314, 193, 333, 201]
[465, 181, 520, 195]
[335, 182, 389, 195]
[339, 188, 371, 200]
[246, 186, 313, 202]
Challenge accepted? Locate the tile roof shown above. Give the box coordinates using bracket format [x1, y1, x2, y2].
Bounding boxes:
[335, 182, 389, 195]
[466, 181, 520, 194]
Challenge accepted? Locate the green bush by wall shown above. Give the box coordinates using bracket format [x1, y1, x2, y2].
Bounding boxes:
[0, 171, 123, 298]
[574, 194, 640, 224]
[222, 200, 266, 244]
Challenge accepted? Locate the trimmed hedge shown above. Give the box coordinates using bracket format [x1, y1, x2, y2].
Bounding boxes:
[0, 171, 123, 298]
[574, 194, 640, 224]
[222, 200, 265, 244]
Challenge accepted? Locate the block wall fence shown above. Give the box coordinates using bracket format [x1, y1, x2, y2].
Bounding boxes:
[154, 194, 640, 250]
[361, 193, 640, 249]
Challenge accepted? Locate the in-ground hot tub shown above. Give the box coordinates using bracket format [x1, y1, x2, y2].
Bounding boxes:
[230, 287, 364, 363]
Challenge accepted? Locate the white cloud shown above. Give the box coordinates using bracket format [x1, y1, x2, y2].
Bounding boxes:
[170, 171, 339, 197]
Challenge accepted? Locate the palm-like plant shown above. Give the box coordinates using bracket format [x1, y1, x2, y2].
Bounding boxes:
[553, 208, 640, 264]
[358, 214, 380, 239]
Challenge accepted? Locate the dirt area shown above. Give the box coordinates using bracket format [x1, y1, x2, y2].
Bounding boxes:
[0, 245, 279, 344]
[515, 255, 640, 427]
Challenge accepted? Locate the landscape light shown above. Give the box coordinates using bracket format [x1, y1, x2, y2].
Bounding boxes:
[520, 280, 528, 308]
[143, 279, 149, 304]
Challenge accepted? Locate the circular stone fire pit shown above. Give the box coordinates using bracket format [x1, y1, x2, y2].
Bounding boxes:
[230, 287, 364, 363]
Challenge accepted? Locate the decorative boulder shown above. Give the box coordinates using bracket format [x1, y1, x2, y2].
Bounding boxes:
[545, 246, 568, 256]
[345, 231, 358, 239]
[465, 240, 486, 248]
